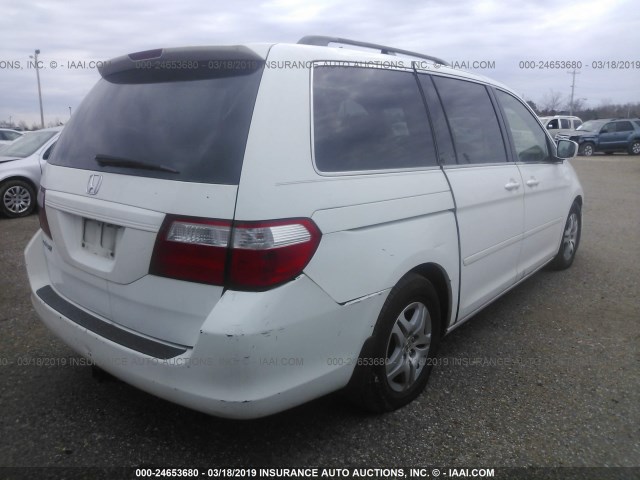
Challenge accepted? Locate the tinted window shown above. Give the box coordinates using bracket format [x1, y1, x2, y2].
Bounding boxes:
[616, 121, 633, 132]
[49, 65, 264, 185]
[418, 75, 457, 165]
[6, 131, 21, 140]
[548, 119, 559, 129]
[313, 67, 436, 172]
[433, 77, 507, 164]
[0, 132, 7, 140]
[497, 91, 550, 162]
[560, 119, 570, 129]
[601, 123, 616, 134]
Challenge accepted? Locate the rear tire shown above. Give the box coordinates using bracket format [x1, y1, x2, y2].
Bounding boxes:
[347, 273, 441, 413]
[549, 202, 581, 270]
[628, 140, 640, 155]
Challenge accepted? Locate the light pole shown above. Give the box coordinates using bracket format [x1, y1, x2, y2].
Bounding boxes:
[29, 49, 45, 129]
[9, 116, 12, 127]
[68, 106, 72, 118]
[567, 69, 580, 117]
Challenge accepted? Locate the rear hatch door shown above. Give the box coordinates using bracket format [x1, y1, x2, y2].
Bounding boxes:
[42, 46, 267, 347]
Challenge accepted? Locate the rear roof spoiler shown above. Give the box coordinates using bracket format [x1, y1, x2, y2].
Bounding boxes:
[98, 46, 265, 81]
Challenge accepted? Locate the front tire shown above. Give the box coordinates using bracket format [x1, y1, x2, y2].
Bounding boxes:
[579, 142, 595, 156]
[549, 202, 581, 270]
[347, 273, 441, 413]
[0, 179, 36, 218]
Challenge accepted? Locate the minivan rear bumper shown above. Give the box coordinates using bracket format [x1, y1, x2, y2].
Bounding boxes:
[25, 230, 388, 419]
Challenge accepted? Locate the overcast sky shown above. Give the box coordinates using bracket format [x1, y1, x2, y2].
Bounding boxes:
[1, 0, 639, 127]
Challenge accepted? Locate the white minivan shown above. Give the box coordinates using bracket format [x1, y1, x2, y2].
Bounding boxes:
[25, 37, 583, 419]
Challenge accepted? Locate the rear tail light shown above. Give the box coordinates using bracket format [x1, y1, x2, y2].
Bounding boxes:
[149, 216, 321, 290]
[229, 219, 321, 288]
[149, 217, 231, 285]
[38, 187, 52, 239]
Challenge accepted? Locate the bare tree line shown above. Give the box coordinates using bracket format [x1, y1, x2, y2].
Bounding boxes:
[529, 90, 639, 120]
[0, 119, 63, 131]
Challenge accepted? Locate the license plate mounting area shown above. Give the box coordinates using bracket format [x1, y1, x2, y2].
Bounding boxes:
[82, 218, 120, 259]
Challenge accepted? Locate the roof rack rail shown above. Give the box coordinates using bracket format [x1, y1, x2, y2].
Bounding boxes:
[297, 35, 449, 66]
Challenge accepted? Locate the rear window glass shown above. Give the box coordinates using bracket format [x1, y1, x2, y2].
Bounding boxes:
[313, 66, 437, 172]
[49, 64, 264, 184]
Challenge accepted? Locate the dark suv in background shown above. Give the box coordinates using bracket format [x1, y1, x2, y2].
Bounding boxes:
[556, 118, 640, 156]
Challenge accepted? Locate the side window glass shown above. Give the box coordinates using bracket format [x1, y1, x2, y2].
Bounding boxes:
[560, 119, 570, 129]
[0, 132, 7, 140]
[496, 90, 550, 163]
[418, 75, 456, 165]
[548, 119, 559, 129]
[573, 120, 582, 129]
[433, 76, 507, 164]
[616, 121, 633, 132]
[313, 66, 437, 172]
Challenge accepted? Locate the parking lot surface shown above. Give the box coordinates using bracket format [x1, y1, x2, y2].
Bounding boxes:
[0, 156, 638, 472]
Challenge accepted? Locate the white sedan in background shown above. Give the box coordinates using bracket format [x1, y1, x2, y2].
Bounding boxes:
[0, 127, 61, 218]
[0, 128, 24, 147]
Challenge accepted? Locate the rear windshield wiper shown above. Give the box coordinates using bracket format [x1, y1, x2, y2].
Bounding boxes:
[95, 154, 179, 174]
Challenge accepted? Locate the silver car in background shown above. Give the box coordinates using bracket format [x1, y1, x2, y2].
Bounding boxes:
[0, 127, 62, 218]
[539, 115, 583, 139]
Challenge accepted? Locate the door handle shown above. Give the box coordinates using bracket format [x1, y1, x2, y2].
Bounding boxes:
[526, 178, 540, 187]
[504, 179, 521, 191]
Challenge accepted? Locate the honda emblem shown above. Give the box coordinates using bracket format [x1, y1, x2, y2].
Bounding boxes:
[87, 174, 103, 195]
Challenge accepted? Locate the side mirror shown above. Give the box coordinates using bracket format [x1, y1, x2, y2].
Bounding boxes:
[557, 139, 578, 159]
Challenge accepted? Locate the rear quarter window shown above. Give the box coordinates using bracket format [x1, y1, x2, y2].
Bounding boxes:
[616, 121, 633, 132]
[312, 66, 437, 173]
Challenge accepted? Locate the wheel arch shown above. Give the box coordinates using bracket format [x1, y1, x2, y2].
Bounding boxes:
[408, 262, 452, 338]
[344, 265, 450, 408]
[574, 195, 584, 232]
[574, 194, 583, 209]
[0, 175, 38, 192]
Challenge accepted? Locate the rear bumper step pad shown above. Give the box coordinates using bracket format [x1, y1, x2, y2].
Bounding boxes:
[36, 285, 187, 359]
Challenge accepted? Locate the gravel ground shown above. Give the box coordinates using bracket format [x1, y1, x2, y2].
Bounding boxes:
[0, 155, 638, 476]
